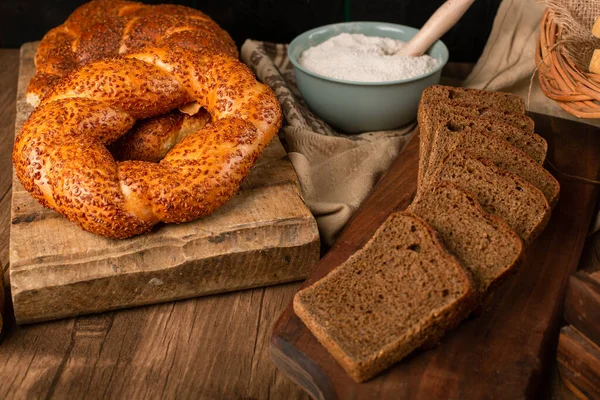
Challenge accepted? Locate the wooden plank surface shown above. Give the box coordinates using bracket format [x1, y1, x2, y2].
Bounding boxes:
[0, 48, 592, 398]
[565, 271, 600, 347]
[0, 48, 310, 399]
[9, 42, 320, 324]
[270, 113, 600, 399]
[0, 49, 18, 334]
[0, 50, 17, 274]
[557, 325, 600, 399]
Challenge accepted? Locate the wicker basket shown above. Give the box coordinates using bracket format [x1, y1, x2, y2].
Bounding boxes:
[536, 9, 600, 118]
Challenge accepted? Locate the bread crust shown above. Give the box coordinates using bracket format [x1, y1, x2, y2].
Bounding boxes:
[27, 1, 241, 163]
[421, 85, 527, 114]
[109, 109, 211, 162]
[296, 87, 557, 383]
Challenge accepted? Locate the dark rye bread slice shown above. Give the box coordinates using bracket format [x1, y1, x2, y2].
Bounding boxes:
[417, 88, 534, 185]
[426, 151, 551, 244]
[293, 212, 474, 383]
[419, 103, 543, 168]
[417, 103, 537, 181]
[408, 183, 523, 299]
[435, 102, 535, 133]
[418, 109, 545, 186]
[424, 119, 559, 207]
[420, 85, 527, 114]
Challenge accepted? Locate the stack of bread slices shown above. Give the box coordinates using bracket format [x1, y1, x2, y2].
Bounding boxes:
[293, 85, 560, 383]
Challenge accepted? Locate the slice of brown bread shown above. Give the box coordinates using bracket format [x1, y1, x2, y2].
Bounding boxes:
[417, 89, 535, 185]
[420, 85, 527, 114]
[425, 151, 551, 244]
[420, 103, 542, 162]
[408, 183, 523, 299]
[293, 212, 474, 383]
[418, 107, 545, 185]
[438, 102, 535, 133]
[424, 119, 559, 206]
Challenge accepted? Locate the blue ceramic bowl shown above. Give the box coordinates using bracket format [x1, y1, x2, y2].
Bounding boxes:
[288, 21, 449, 133]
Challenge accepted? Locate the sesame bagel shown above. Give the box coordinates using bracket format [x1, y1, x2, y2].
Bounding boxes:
[27, 0, 238, 107]
[13, 47, 282, 239]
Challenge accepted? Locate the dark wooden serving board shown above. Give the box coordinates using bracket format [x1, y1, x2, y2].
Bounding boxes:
[270, 113, 600, 399]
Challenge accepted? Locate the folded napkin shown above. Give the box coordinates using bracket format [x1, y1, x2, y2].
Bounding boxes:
[241, 41, 416, 245]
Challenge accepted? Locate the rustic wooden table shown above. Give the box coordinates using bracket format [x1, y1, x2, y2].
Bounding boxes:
[0, 48, 309, 400]
[0, 49, 587, 399]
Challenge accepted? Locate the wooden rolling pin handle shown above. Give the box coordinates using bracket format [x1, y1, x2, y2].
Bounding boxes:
[399, 0, 476, 57]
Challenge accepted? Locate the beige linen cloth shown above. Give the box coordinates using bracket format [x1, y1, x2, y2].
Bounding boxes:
[241, 0, 600, 254]
[241, 42, 416, 245]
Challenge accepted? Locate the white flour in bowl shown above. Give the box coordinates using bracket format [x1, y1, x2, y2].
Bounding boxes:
[298, 33, 440, 83]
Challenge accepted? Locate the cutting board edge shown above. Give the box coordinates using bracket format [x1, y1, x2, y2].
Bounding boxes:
[9, 211, 319, 286]
[270, 334, 337, 400]
[11, 222, 320, 324]
[8, 185, 317, 270]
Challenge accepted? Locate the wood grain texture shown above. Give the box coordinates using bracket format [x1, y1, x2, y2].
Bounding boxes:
[9, 42, 320, 324]
[0, 48, 18, 334]
[557, 326, 600, 400]
[0, 49, 18, 272]
[0, 284, 312, 399]
[565, 271, 600, 347]
[0, 47, 310, 400]
[271, 113, 600, 399]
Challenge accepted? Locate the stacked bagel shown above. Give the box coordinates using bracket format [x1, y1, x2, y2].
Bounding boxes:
[13, 0, 282, 238]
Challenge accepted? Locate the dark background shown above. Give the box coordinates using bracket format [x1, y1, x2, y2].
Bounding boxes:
[0, 0, 502, 62]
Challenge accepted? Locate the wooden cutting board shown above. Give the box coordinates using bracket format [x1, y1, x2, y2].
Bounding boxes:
[9, 42, 320, 324]
[271, 113, 600, 399]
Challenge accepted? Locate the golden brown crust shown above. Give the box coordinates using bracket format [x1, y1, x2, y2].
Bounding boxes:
[27, 0, 238, 105]
[28, 1, 240, 163]
[13, 47, 282, 239]
[110, 109, 211, 162]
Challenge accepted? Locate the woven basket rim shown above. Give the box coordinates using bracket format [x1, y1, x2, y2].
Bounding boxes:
[536, 8, 600, 119]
